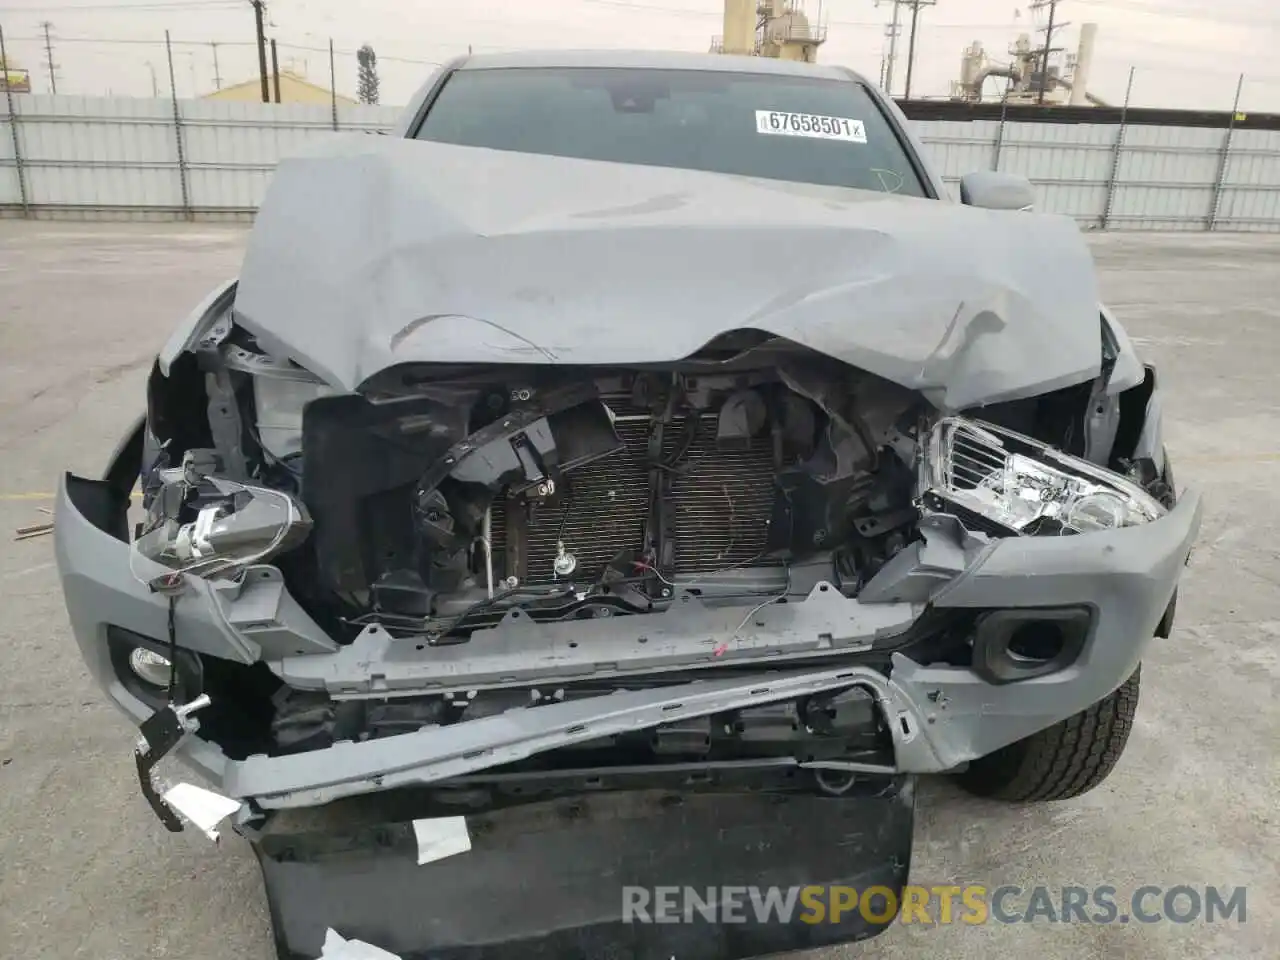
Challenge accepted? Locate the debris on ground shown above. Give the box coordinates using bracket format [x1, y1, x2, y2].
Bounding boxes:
[318, 929, 402, 960]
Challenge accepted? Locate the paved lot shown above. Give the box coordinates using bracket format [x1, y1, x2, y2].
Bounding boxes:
[0, 223, 1277, 959]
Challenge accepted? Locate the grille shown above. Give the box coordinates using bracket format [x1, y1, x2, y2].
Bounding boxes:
[489, 414, 776, 584]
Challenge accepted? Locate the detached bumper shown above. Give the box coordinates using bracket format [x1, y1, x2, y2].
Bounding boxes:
[255, 783, 915, 960]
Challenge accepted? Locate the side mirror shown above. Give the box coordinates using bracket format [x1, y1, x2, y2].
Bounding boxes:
[959, 171, 1035, 211]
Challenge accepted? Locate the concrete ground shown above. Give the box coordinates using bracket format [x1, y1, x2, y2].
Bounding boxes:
[0, 222, 1276, 959]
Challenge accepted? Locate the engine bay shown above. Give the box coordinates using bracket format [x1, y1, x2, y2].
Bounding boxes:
[272, 342, 922, 640]
[138, 322, 1172, 652]
[115, 317, 1181, 774]
[139, 328, 935, 641]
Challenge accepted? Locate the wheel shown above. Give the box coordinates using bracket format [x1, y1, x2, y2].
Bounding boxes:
[957, 666, 1140, 802]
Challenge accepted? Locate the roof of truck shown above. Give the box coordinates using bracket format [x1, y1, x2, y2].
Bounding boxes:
[454, 48, 869, 84]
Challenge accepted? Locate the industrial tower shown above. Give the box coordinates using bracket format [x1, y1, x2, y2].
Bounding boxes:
[952, 21, 1100, 105]
[711, 1, 827, 63]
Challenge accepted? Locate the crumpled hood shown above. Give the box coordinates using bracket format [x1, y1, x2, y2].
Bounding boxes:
[233, 135, 1102, 410]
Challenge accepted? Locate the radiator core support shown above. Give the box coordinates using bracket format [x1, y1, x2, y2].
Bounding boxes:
[489, 414, 776, 586]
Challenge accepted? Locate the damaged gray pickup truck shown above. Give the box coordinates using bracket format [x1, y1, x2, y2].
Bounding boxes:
[55, 51, 1200, 959]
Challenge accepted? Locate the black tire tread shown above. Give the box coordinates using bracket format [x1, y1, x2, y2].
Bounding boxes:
[958, 666, 1140, 802]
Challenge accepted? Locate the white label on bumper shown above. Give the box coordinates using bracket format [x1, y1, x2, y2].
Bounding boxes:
[412, 815, 472, 865]
[161, 782, 243, 842]
[754, 110, 867, 142]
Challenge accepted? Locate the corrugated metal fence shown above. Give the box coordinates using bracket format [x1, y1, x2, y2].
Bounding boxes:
[0, 96, 399, 220]
[922, 117, 1280, 231]
[3, 94, 1280, 230]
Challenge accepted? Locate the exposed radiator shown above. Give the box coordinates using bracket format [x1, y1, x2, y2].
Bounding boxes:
[668, 415, 775, 573]
[489, 414, 776, 584]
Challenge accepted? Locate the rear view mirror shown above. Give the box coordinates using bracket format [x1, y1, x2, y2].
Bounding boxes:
[959, 171, 1035, 211]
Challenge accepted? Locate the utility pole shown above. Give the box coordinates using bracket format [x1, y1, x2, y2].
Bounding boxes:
[270, 37, 280, 102]
[210, 41, 222, 89]
[249, 0, 269, 103]
[40, 21, 57, 94]
[883, 1, 902, 96]
[1031, 0, 1064, 104]
[902, 0, 936, 100]
[146, 61, 159, 97]
[328, 37, 337, 130]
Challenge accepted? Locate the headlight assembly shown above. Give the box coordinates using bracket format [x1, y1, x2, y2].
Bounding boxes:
[130, 449, 311, 584]
[918, 417, 1166, 536]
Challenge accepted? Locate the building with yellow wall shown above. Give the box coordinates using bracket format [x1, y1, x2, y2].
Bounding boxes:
[1, 60, 32, 93]
[203, 71, 357, 105]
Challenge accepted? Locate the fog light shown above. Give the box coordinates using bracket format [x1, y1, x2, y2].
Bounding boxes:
[971, 607, 1092, 684]
[1006, 622, 1066, 663]
[128, 647, 172, 687]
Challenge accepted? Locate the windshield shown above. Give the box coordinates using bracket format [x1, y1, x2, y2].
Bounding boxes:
[415, 66, 927, 197]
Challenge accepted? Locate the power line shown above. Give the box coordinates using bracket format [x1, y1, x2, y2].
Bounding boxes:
[0, 1, 241, 10]
[575, 0, 1025, 29]
[1078, 0, 1272, 13]
[278, 42, 440, 66]
[1, 30, 479, 56]
[1109, 53, 1280, 82]
[3, 34, 257, 46]
[1, 31, 444, 64]
[1073, 0, 1279, 29]
[578, 0, 720, 16]
[579, 0, 1277, 28]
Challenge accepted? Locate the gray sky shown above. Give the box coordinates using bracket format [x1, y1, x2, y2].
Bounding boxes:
[0, 0, 1276, 110]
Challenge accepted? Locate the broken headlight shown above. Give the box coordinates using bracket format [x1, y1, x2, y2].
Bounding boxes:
[131, 450, 311, 583]
[918, 417, 1166, 536]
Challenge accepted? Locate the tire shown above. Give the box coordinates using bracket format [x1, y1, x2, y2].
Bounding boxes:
[957, 666, 1140, 802]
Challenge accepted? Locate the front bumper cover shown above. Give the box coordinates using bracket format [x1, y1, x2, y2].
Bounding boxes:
[56, 461, 1202, 808]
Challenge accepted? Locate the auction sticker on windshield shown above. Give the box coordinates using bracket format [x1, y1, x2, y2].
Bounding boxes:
[755, 110, 867, 143]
